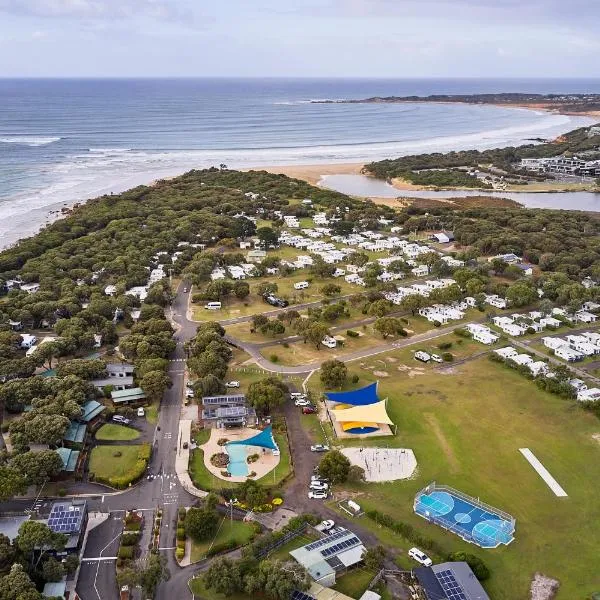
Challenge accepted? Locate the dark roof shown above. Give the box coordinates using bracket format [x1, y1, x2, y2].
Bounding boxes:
[415, 566, 447, 600]
[64, 421, 87, 444]
[415, 562, 490, 600]
[79, 400, 105, 422]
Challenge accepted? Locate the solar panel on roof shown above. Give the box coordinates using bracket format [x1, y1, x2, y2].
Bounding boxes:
[304, 529, 349, 551]
[291, 592, 316, 600]
[320, 536, 360, 557]
[436, 569, 467, 600]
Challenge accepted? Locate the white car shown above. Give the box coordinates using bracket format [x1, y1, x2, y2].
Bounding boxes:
[137, 407, 145, 417]
[295, 398, 311, 407]
[408, 547, 432, 567]
[225, 381, 240, 388]
[320, 519, 335, 531]
[308, 490, 328, 499]
[309, 481, 329, 491]
[290, 392, 305, 399]
[112, 415, 130, 425]
[185, 388, 195, 398]
[311, 474, 329, 482]
[310, 444, 329, 452]
[430, 354, 443, 363]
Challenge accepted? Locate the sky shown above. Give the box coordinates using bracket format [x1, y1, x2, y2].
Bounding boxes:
[0, 0, 599, 77]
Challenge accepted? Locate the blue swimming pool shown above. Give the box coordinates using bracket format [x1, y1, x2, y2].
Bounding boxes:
[414, 484, 515, 548]
[226, 444, 249, 477]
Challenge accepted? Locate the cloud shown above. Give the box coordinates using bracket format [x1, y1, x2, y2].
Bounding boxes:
[0, 0, 188, 20]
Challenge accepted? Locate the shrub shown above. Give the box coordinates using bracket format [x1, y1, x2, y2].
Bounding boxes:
[175, 547, 185, 560]
[177, 540, 185, 550]
[58, 488, 67, 497]
[447, 552, 490, 581]
[124, 521, 141, 532]
[442, 352, 454, 362]
[365, 509, 445, 557]
[454, 328, 470, 338]
[350, 374, 359, 384]
[433, 320, 441, 327]
[118, 546, 134, 559]
[121, 533, 139, 546]
[346, 330, 359, 338]
[178, 507, 187, 520]
[206, 539, 238, 557]
[177, 528, 186, 541]
[272, 497, 283, 506]
[282, 342, 289, 348]
[270, 354, 279, 363]
[217, 438, 229, 446]
[438, 341, 452, 350]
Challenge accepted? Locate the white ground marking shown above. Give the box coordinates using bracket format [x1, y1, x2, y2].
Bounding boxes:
[519, 448, 568, 497]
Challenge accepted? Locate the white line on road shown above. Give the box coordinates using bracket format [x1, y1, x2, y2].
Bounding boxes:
[519, 448, 568, 497]
[82, 557, 117, 562]
[94, 532, 122, 600]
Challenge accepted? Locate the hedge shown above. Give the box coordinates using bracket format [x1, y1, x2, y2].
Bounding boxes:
[206, 539, 238, 557]
[365, 509, 446, 557]
[177, 527, 186, 541]
[176, 547, 185, 559]
[118, 546, 134, 559]
[124, 521, 141, 532]
[121, 533, 139, 546]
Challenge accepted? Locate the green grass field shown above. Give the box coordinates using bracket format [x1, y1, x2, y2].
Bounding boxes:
[190, 518, 256, 563]
[88, 444, 150, 486]
[310, 356, 600, 599]
[95, 424, 140, 441]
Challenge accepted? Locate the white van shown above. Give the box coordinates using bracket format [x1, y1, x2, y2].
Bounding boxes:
[204, 302, 222, 310]
[294, 281, 309, 290]
[322, 336, 337, 349]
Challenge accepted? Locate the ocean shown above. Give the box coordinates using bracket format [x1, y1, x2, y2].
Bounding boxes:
[1, 77, 599, 248]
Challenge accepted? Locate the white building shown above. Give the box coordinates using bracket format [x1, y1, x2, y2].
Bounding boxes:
[495, 346, 518, 359]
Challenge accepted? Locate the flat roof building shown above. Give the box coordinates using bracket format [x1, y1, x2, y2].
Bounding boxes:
[111, 387, 147, 404]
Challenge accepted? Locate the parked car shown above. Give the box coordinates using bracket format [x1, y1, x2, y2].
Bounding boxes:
[183, 287, 188, 293]
[263, 294, 288, 308]
[290, 392, 305, 399]
[408, 547, 432, 567]
[185, 388, 195, 398]
[225, 381, 240, 388]
[308, 490, 328, 499]
[320, 519, 335, 531]
[137, 407, 145, 417]
[430, 353, 443, 363]
[302, 406, 317, 414]
[310, 444, 329, 452]
[309, 481, 329, 491]
[311, 475, 329, 483]
[414, 350, 431, 363]
[295, 398, 311, 407]
[112, 415, 131, 425]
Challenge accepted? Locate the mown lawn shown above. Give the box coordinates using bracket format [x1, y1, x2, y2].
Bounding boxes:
[88, 444, 150, 487]
[310, 356, 600, 600]
[95, 424, 140, 441]
[333, 568, 376, 598]
[190, 518, 256, 563]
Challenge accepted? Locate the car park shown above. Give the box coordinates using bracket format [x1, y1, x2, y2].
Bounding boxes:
[310, 444, 329, 452]
[112, 415, 131, 425]
[308, 490, 328, 500]
[295, 398, 311, 407]
[225, 381, 240, 388]
[431, 353, 443, 363]
[408, 547, 433, 567]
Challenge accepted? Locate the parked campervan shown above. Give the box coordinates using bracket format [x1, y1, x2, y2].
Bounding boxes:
[204, 302, 222, 310]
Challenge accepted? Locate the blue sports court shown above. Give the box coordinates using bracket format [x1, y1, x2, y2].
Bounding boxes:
[414, 484, 515, 548]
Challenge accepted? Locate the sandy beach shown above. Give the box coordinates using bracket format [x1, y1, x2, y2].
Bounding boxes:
[245, 162, 365, 185]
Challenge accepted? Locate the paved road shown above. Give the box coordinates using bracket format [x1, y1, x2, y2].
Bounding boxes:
[227, 320, 474, 374]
